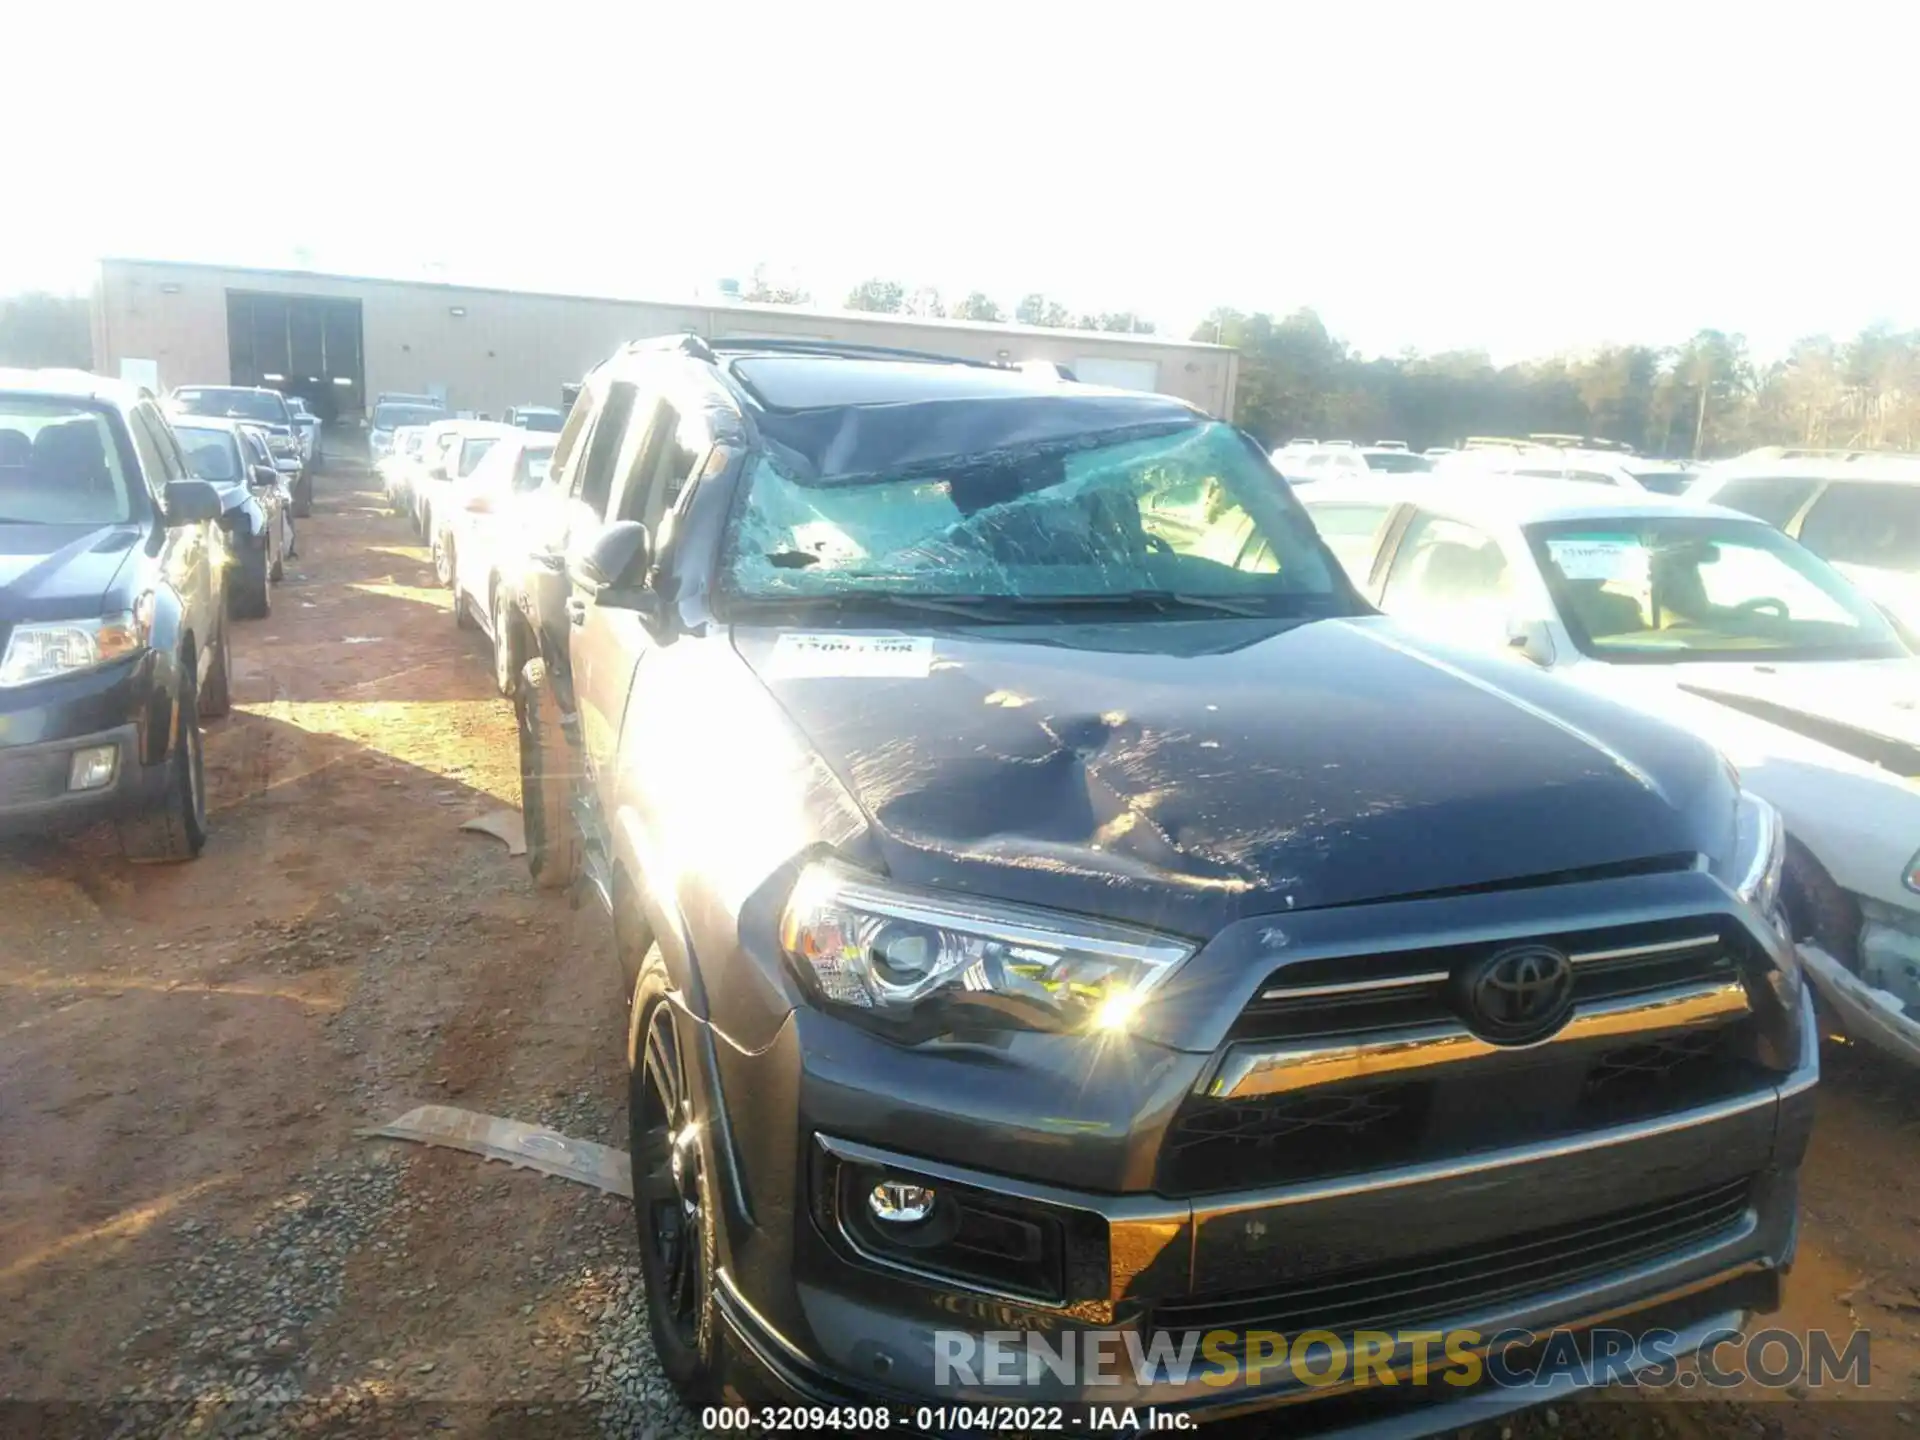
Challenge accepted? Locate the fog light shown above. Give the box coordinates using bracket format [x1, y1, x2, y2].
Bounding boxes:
[68, 745, 117, 792]
[868, 1180, 937, 1224]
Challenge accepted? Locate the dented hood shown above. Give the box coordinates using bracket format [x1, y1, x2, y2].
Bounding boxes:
[733, 615, 1732, 934]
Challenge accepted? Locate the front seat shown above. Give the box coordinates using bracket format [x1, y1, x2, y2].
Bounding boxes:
[29, 421, 119, 520]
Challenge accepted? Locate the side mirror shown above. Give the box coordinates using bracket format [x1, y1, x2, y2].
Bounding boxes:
[428, 462, 449, 481]
[251, 464, 280, 489]
[578, 520, 653, 593]
[1505, 616, 1557, 667]
[164, 479, 224, 526]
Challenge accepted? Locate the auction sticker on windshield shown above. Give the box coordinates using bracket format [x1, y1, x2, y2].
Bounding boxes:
[1545, 536, 1650, 585]
[768, 633, 934, 679]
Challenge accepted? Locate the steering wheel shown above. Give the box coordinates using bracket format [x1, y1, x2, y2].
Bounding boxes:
[1733, 597, 1789, 619]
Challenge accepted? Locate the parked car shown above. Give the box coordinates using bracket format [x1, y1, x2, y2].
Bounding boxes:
[1271, 440, 1434, 482]
[368, 399, 448, 467]
[0, 370, 232, 860]
[513, 336, 1813, 1426]
[378, 424, 434, 517]
[1689, 451, 1920, 636]
[416, 421, 513, 566]
[447, 431, 558, 693]
[1431, 446, 1695, 494]
[166, 385, 312, 517]
[1298, 474, 1920, 1065]
[503, 405, 565, 433]
[284, 394, 323, 470]
[171, 415, 286, 619]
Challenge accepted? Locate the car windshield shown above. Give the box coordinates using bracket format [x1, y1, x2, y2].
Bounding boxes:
[173, 388, 287, 424]
[0, 398, 134, 525]
[1525, 516, 1905, 663]
[723, 419, 1350, 616]
[1363, 451, 1433, 473]
[374, 403, 444, 430]
[172, 425, 242, 483]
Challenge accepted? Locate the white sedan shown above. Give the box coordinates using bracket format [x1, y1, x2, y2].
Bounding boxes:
[446, 431, 557, 696]
[1297, 474, 1920, 1065]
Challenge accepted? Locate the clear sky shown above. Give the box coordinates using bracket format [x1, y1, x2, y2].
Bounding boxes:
[5, 0, 1912, 363]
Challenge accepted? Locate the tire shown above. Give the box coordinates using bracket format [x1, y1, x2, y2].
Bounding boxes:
[291, 474, 312, 519]
[269, 543, 284, 583]
[516, 657, 581, 891]
[1782, 837, 1859, 964]
[198, 618, 232, 719]
[433, 530, 456, 589]
[120, 669, 208, 863]
[628, 956, 728, 1406]
[490, 587, 521, 697]
[232, 544, 271, 620]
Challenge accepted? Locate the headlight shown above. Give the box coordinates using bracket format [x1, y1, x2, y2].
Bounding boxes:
[779, 861, 1193, 1034]
[1731, 790, 1786, 928]
[0, 613, 146, 688]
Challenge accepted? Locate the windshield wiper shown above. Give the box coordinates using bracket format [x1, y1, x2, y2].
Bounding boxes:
[728, 592, 1019, 622]
[995, 591, 1303, 618]
[0, 516, 48, 524]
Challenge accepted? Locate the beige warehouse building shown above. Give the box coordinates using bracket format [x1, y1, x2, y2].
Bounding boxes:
[91, 259, 1237, 424]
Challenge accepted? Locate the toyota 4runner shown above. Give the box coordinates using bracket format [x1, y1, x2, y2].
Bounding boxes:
[516, 337, 1815, 1434]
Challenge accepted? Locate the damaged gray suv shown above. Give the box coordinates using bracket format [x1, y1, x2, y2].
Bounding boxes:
[518, 336, 1816, 1434]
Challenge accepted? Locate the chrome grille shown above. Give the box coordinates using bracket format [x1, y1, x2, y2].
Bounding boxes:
[1156, 915, 1770, 1196]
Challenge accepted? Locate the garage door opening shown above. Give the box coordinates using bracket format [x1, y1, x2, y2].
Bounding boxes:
[227, 291, 364, 423]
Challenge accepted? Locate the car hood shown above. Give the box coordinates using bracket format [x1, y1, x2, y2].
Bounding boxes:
[0, 522, 142, 625]
[732, 615, 1732, 932]
[1606, 657, 1920, 774]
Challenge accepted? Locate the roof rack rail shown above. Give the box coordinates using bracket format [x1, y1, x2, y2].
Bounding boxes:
[703, 336, 1007, 369]
[623, 332, 716, 361]
[1731, 444, 1920, 463]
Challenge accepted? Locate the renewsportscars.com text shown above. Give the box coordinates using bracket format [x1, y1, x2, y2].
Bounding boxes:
[933, 1326, 1871, 1392]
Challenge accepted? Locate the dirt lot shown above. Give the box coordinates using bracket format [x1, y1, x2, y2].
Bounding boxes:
[2, 459, 1918, 1438]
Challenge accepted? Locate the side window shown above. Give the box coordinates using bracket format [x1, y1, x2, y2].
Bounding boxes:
[125, 408, 173, 500]
[573, 381, 638, 518]
[1303, 502, 1395, 588]
[612, 402, 709, 528]
[150, 415, 191, 484]
[1382, 511, 1514, 642]
[1711, 475, 1821, 530]
[1796, 483, 1920, 570]
[547, 388, 598, 486]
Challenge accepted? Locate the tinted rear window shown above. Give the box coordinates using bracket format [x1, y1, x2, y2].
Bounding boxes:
[1708, 474, 1822, 529]
[173, 388, 288, 424]
[374, 403, 446, 429]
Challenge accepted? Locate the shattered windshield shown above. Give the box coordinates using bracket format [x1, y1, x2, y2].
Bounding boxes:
[722, 420, 1348, 611]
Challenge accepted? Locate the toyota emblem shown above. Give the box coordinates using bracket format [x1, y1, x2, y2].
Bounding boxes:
[1461, 944, 1575, 1044]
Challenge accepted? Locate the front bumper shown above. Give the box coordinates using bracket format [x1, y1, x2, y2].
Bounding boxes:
[0, 655, 173, 832]
[691, 866, 1816, 1432]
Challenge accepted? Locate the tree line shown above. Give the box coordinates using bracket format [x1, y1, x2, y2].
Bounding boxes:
[739, 266, 1157, 335]
[7, 281, 1916, 459]
[1196, 308, 1920, 458]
